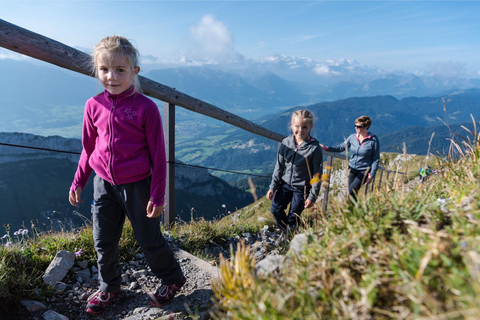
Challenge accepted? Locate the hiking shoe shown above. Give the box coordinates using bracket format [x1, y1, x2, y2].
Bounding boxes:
[85, 289, 120, 314]
[149, 276, 186, 307]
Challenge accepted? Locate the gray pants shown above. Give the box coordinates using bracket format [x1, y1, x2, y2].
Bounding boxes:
[92, 175, 183, 292]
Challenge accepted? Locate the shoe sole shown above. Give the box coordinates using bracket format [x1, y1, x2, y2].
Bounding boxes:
[86, 307, 104, 314]
[149, 294, 171, 307]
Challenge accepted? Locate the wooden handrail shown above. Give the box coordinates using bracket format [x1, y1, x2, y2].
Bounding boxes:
[0, 18, 284, 142]
[0, 18, 355, 158]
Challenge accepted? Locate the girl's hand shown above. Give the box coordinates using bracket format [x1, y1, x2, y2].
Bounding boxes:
[69, 186, 83, 207]
[304, 199, 314, 209]
[147, 201, 164, 218]
[266, 189, 274, 201]
[365, 175, 373, 185]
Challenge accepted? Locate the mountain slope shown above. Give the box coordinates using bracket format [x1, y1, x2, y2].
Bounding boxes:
[0, 133, 253, 232]
[378, 121, 476, 155]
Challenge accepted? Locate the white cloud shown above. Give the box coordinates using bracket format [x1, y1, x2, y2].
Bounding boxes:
[189, 14, 243, 63]
[413, 70, 424, 76]
[313, 65, 341, 77]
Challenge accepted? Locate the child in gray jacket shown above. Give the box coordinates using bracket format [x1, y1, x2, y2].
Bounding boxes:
[266, 110, 323, 232]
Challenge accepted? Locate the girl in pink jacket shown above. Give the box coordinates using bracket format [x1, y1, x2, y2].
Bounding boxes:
[69, 36, 185, 314]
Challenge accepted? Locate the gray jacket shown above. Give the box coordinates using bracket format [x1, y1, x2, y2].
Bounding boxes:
[269, 135, 323, 201]
[326, 133, 380, 177]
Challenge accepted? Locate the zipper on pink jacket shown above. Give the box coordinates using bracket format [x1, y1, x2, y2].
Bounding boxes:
[108, 97, 118, 185]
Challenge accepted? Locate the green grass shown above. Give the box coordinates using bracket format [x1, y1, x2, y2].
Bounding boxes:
[210, 124, 480, 319]
[2, 123, 480, 319]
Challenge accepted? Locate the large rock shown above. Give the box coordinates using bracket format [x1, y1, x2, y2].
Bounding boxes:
[255, 254, 284, 278]
[288, 233, 309, 256]
[42, 310, 69, 320]
[42, 250, 75, 285]
[20, 300, 46, 312]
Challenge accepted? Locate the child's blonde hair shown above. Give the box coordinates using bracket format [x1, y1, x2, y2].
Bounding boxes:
[291, 109, 315, 127]
[92, 36, 141, 93]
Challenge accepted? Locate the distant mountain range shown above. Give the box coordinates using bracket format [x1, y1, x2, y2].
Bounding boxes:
[1, 56, 480, 138]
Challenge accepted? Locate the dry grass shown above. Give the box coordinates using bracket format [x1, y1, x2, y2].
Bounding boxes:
[210, 119, 480, 319]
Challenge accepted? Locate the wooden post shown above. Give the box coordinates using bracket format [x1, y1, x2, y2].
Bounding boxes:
[364, 167, 371, 196]
[163, 102, 175, 229]
[378, 169, 384, 191]
[322, 156, 333, 213]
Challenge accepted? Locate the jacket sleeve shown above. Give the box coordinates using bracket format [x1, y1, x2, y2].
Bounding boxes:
[70, 103, 96, 193]
[370, 136, 380, 178]
[324, 136, 350, 153]
[308, 145, 323, 202]
[269, 142, 285, 191]
[145, 102, 167, 207]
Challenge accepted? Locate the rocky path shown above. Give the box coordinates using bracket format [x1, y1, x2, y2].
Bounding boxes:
[25, 236, 219, 320]
[22, 227, 286, 320]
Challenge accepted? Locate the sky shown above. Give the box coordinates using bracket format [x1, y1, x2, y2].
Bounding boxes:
[1, 0, 480, 77]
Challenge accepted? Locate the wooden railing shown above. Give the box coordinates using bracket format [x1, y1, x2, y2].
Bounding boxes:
[0, 19, 407, 227]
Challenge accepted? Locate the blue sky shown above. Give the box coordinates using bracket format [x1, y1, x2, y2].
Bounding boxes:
[1, 1, 480, 76]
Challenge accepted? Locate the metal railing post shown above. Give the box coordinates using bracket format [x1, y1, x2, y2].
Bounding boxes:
[163, 102, 175, 228]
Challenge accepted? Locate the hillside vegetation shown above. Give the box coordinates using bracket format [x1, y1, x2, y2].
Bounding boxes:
[176, 90, 480, 184]
[208, 122, 480, 319]
[1, 121, 479, 319]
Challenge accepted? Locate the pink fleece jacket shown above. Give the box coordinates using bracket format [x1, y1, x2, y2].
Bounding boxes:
[70, 87, 166, 207]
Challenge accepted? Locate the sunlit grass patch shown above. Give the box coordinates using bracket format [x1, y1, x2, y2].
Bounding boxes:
[170, 197, 275, 259]
[210, 118, 480, 319]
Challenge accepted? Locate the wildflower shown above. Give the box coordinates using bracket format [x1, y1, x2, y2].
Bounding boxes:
[5, 241, 12, 247]
[13, 231, 19, 236]
[321, 174, 330, 182]
[310, 173, 320, 186]
[22, 229, 28, 235]
[326, 166, 332, 170]
[74, 248, 83, 257]
[1, 234, 7, 239]
[222, 204, 226, 208]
